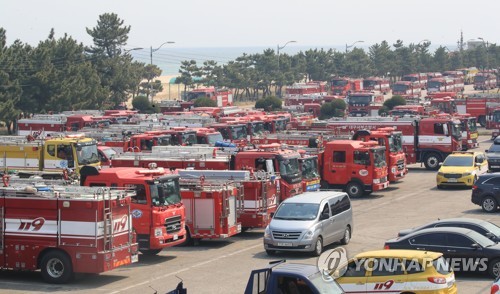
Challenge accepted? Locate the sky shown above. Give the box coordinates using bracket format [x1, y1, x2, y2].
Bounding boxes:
[1, 0, 499, 75]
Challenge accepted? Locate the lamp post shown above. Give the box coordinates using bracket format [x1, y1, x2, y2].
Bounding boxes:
[345, 40, 364, 53]
[149, 41, 175, 101]
[123, 47, 143, 54]
[478, 37, 489, 70]
[276, 40, 296, 97]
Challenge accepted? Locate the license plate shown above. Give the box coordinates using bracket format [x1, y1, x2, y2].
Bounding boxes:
[173, 234, 178, 241]
[491, 166, 500, 168]
[277, 242, 293, 247]
[448, 178, 458, 182]
[131, 254, 139, 263]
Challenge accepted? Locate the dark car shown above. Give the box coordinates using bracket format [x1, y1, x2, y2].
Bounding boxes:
[486, 142, 500, 172]
[398, 218, 500, 242]
[471, 173, 500, 212]
[384, 227, 500, 277]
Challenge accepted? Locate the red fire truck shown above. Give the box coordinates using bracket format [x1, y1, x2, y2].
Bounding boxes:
[209, 123, 249, 145]
[402, 73, 427, 89]
[315, 140, 389, 198]
[362, 77, 391, 94]
[158, 100, 194, 113]
[110, 145, 303, 202]
[390, 105, 425, 117]
[453, 114, 479, 150]
[458, 93, 500, 127]
[330, 77, 363, 96]
[442, 71, 465, 92]
[284, 82, 328, 106]
[346, 92, 384, 116]
[427, 77, 457, 94]
[185, 87, 233, 107]
[177, 169, 278, 230]
[316, 116, 462, 170]
[80, 165, 186, 255]
[486, 103, 500, 139]
[473, 72, 497, 90]
[391, 81, 421, 103]
[0, 184, 138, 283]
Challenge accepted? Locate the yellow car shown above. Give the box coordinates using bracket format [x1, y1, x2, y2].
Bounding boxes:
[336, 249, 457, 293]
[436, 151, 488, 188]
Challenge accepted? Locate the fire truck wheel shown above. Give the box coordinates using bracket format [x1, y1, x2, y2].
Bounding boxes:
[423, 153, 441, 171]
[40, 250, 73, 284]
[140, 249, 163, 255]
[346, 182, 364, 198]
[311, 237, 323, 257]
[340, 226, 351, 245]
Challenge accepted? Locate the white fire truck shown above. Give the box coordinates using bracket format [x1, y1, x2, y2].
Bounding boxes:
[0, 183, 138, 283]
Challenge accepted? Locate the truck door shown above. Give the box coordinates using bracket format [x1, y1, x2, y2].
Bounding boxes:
[244, 268, 269, 294]
[324, 150, 348, 185]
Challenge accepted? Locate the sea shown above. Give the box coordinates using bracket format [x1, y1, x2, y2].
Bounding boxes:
[130, 44, 455, 77]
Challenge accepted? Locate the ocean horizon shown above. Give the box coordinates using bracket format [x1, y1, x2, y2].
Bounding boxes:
[130, 44, 457, 76]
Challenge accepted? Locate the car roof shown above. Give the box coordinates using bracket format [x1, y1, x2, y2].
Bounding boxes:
[402, 227, 478, 237]
[282, 191, 347, 204]
[354, 249, 442, 260]
[274, 262, 319, 277]
[478, 172, 500, 180]
[430, 217, 490, 226]
[449, 151, 483, 157]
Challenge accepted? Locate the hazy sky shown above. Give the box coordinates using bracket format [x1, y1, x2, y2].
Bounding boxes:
[1, 0, 498, 50]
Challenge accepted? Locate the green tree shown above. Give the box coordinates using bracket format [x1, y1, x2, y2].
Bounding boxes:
[132, 95, 158, 113]
[378, 106, 390, 116]
[194, 97, 217, 107]
[86, 13, 130, 58]
[320, 100, 346, 120]
[384, 95, 406, 110]
[255, 96, 282, 111]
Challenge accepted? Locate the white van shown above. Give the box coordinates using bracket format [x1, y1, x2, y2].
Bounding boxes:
[263, 191, 353, 256]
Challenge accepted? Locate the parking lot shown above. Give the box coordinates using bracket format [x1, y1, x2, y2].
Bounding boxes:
[0, 134, 498, 293]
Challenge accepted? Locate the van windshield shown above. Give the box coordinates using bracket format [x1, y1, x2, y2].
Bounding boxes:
[274, 203, 319, 220]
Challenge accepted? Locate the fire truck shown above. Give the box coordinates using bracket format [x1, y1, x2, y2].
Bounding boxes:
[473, 72, 497, 90]
[218, 117, 267, 138]
[486, 103, 500, 139]
[209, 123, 249, 145]
[363, 77, 391, 94]
[0, 134, 100, 177]
[457, 93, 500, 127]
[457, 67, 479, 85]
[391, 81, 421, 103]
[185, 87, 233, 107]
[80, 165, 186, 254]
[284, 81, 328, 106]
[402, 73, 427, 89]
[313, 140, 389, 198]
[330, 77, 363, 96]
[390, 105, 425, 117]
[177, 169, 278, 230]
[158, 100, 194, 113]
[0, 184, 138, 283]
[346, 92, 384, 116]
[352, 128, 407, 182]
[110, 145, 303, 202]
[316, 116, 462, 170]
[298, 153, 321, 192]
[442, 70, 465, 92]
[453, 114, 479, 150]
[17, 114, 100, 136]
[427, 77, 457, 94]
[250, 133, 323, 148]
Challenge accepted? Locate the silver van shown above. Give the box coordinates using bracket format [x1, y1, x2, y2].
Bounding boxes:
[263, 191, 353, 256]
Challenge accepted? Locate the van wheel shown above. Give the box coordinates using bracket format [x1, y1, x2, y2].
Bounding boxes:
[311, 237, 323, 257]
[266, 249, 276, 256]
[40, 250, 73, 284]
[424, 153, 441, 170]
[482, 196, 498, 213]
[346, 182, 364, 198]
[340, 226, 351, 245]
[489, 259, 500, 277]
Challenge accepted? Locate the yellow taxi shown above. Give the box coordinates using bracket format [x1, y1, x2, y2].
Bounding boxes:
[336, 250, 457, 294]
[436, 151, 488, 188]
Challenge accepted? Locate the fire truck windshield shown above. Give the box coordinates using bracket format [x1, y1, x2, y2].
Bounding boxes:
[182, 132, 197, 145]
[392, 84, 408, 92]
[390, 134, 403, 152]
[427, 81, 442, 89]
[230, 126, 247, 140]
[278, 157, 300, 184]
[331, 80, 347, 86]
[474, 76, 486, 82]
[372, 148, 386, 168]
[451, 122, 462, 140]
[493, 111, 500, 122]
[149, 179, 181, 206]
[206, 133, 224, 145]
[155, 136, 172, 146]
[348, 95, 371, 105]
[76, 144, 100, 165]
[402, 76, 417, 82]
[301, 157, 319, 180]
[250, 122, 265, 136]
[363, 80, 377, 87]
[275, 119, 287, 132]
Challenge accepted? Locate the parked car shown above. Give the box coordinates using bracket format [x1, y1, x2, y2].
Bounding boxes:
[471, 173, 500, 212]
[486, 141, 500, 172]
[384, 227, 500, 277]
[398, 218, 500, 242]
[336, 249, 457, 293]
[436, 151, 488, 188]
[263, 191, 353, 256]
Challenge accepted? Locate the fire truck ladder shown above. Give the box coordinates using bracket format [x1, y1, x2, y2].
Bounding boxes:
[0, 206, 3, 252]
[101, 188, 114, 251]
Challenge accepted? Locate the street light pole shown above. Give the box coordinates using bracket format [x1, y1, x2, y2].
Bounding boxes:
[345, 40, 364, 53]
[149, 41, 175, 102]
[123, 47, 143, 54]
[276, 40, 297, 97]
